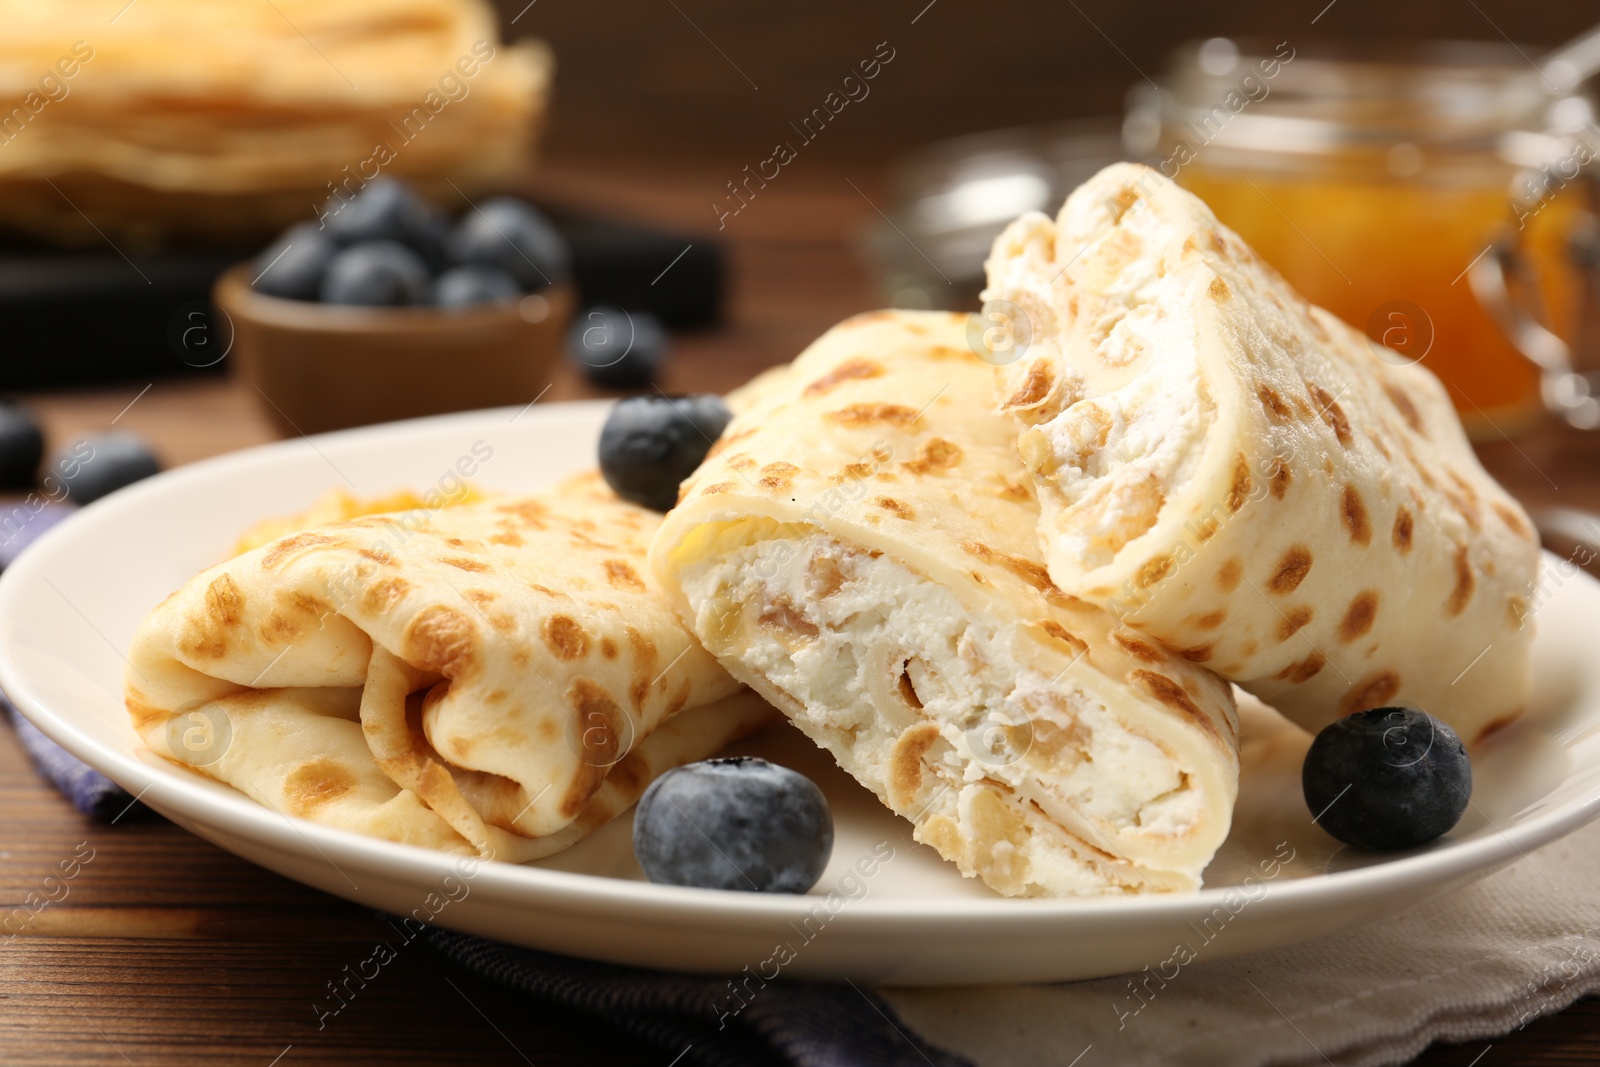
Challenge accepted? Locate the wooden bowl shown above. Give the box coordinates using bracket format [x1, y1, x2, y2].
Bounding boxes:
[214, 264, 573, 436]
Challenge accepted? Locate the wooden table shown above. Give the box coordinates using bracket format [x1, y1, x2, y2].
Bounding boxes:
[3, 157, 1599, 1066]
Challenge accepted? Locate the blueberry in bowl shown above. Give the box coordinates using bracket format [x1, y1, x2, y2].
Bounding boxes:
[633, 757, 834, 893]
[1302, 705, 1472, 851]
[320, 241, 432, 307]
[250, 223, 338, 301]
[432, 264, 522, 310]
[446, 196, 570, 290]
[321, 176, 448, 267]
[598, 394, 732, 512]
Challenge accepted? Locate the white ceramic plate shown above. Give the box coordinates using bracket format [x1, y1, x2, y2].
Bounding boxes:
[3, 402, 1598, 987]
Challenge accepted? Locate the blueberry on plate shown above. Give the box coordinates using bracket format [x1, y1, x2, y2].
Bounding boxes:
[322, 177, 447, 265]
[50, 432, 161, 505]
[0, 401, 43, 488]
[598, 394, 732, 512]
[633, 757, 833, 893]
[1302, 705, 1471, 851]
[320, 241, 431, 307]
[250, 222, 338, 301]
[446, 197, 569, 290]
[431, 264, 521, 309]
[567, 306, 668, 389]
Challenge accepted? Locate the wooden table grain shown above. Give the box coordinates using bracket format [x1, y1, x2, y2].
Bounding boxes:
[3, 158, 1599, 1066]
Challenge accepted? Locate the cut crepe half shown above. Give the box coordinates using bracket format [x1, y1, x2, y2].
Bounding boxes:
[652, 310, 1240, 896]
[983, 162, 1539, 742]
[127, 475, 773, 860]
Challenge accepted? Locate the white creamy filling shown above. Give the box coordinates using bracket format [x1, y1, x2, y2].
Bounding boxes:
[679, 531, 1197, 839]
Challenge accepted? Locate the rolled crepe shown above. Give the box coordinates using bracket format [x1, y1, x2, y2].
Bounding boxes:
[983, 163, 1539, 742]
[652, 310, 1240, 896]
[126, 476, 773, 860]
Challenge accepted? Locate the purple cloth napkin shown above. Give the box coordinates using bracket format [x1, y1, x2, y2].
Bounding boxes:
[4, 698, 145, 822]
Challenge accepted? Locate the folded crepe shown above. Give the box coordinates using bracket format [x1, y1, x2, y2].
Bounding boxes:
[982, 163, 1539, 742]
[651, 310, 1240, 896]
[126, 475, 773, 860]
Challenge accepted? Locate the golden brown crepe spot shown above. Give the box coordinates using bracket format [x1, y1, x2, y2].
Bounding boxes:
[440, 556, 490, 573]
[1447, 544, 1476, 616]
[1341, 670, 1401, 714]
[126, 698, 168, 733]
[495, 499, 549, 527]
[961, 540, 1070, 600]
[905, 437, 963, 475]
[838, 462, 873, 481]
[1267, 545, 1313, 595]
[1189, 514, 1220, 543]
[664, 680, 692, 719]
[1127, 670, 1218, 741]
[528, 583, 566, 599]
[1341, 485, 1372, 546]
[825, 403, 922, 429]
[1136, 554, 1175, 589]
[804, 357, 884, 397]
[405, 606, 478, 677]
[757, 597, 820, 639]
[207, 574, 243, 626]
[1391, 507, 1415, 554]
[873, 496, 916, 521]
[1339, 591, 1380, 642]
[1003, 362, 1054, 412]
[1111, 182, 1142, 220]
[1308, 384, 1353, 446]
[284, 758, 357, 816]
[1383, 383, 1424, 434]
[1227, 454, 1251, 513]
[561, 679, 622, 816]
[807, 555, 847, 599]
[1266, 457, 1292, 500]
[1275, 606, 1314, 642]
[1197, 610, 1227, 629]
[926, 344, 970, 361]
[1476, 711, 1523, 742]
[997, 479, 1031, 502]
[701, 482, 735, 496]
[874, 472, 900, 484]
[1444, 470, 1482, 532]
[1039, 620, 1088, 656]
[887, 721, 943, 810]
[607, 751, 650, 800]
[603, 559, 647, 592]
[1207, 230, 1229, 256]
[488, 531, 524, 548]
[758, 461, 800, 492]
[1241, 640, 1258, 657]
[358, 547, 397, 566]
[628, 628, 658, 710]
[725, 453, 757, 472]
[1217, 557, 1243, 592]
[1507, 596, 1530, 630]
[1276, 651, 1326, 684]
[1180, 645, 1213, 663]
[261, 532, 342, 569]
[1257, 384, 1292, 423]
[540, 615, 589, 661]
[1208, 276, 1231, 301]
[1111, 631, 1164, 663]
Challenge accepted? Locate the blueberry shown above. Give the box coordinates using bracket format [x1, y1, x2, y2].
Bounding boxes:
[319, 241, 431, 306]
[568, 306, 668, 388]
[0, 402, 43, 488]
[250, 223, 338, 301]
[446, 197, 568, 290]
[633, 757, 833, 893]
[49, 432, 161, 505]
[322, 177, 447, 264]
[432, 264, 521, 309]
[598, 394, 732, 512]
[1302, 706, 1471, 851]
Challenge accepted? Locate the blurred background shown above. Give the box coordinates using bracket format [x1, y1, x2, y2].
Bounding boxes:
[0, 0, 1598, 489]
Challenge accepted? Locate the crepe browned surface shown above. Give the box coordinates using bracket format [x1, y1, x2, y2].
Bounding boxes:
[0, 0, 549, 244]
[653, 310, 1240, 896]
[126, 476, 773, 860]
[983, 163, 1539, 742]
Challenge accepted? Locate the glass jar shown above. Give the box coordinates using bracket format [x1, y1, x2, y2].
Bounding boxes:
[1126, 39, 1599, 436]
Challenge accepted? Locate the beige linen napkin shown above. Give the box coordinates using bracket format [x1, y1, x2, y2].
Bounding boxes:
[884, 817, 1600, 1066]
